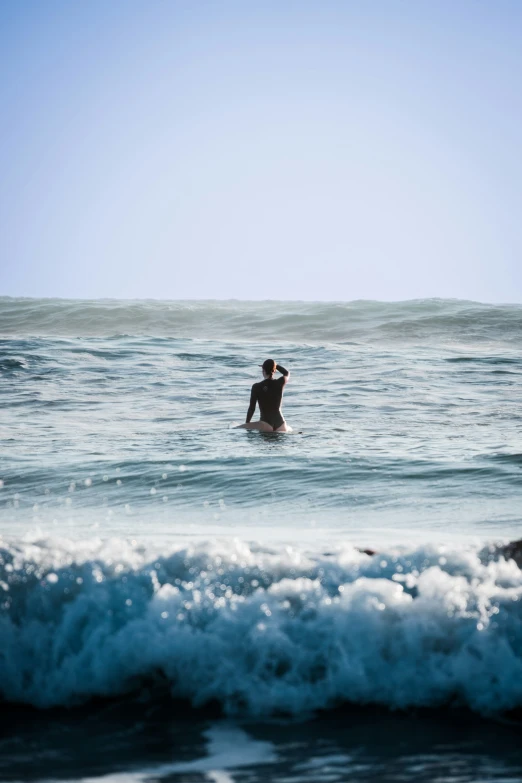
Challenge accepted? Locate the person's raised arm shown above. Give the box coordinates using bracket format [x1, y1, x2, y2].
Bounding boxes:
[246, 385, 257, 422]
[276, 364, 290, 385]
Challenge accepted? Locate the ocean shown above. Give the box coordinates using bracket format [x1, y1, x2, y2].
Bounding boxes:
[1, 296, 522, 782]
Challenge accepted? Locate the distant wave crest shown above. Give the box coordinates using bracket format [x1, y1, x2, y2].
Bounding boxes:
[1, 297, 521, 344]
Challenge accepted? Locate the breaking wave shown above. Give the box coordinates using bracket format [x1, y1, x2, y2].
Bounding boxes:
[1, 535, 521, 716]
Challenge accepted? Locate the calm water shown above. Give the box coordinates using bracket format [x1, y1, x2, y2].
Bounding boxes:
[1, 297, 522, 782]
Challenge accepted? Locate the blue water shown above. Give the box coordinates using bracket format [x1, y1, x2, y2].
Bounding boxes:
[1, 297, 522, 782]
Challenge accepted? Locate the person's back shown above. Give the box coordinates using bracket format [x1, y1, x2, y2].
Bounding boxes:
[251, 375, 286, 429]
[237, 358, 291, 432]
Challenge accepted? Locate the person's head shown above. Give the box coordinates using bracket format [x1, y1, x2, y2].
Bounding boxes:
[261, 358, 276, 378]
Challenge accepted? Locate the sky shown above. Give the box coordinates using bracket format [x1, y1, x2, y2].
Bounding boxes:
[1, 0, 521, 302]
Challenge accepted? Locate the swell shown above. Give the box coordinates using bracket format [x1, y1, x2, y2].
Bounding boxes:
[1, 297, 521, 344]
[2, 453, 521, 511]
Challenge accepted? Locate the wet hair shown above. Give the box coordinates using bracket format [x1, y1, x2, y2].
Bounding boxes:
[262, 359, 277, 376]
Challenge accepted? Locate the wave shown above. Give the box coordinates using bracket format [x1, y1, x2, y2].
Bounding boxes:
[1, 535, 521, 716]
[0, 356, 29, 371]
[2, 452, 522, 514]
[1, 297, 521, 344]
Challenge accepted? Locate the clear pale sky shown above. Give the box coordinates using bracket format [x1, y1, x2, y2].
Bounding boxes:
[1, 0, 521, 302]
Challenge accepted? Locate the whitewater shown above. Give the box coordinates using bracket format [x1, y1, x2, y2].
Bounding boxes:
[1, 296, 522, 782]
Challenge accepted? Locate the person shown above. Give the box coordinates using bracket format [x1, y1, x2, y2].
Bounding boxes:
[236, 359, 291, 432]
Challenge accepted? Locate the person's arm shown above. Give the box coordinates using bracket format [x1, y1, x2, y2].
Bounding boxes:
[246, 385, 257, 422]
[276, 364, 290, 385]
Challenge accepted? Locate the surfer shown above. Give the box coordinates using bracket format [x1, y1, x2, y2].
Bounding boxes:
[236, 359, 291, 432]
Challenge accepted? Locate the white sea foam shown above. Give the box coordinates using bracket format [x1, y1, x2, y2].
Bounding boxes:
[0, 535, 521, 716]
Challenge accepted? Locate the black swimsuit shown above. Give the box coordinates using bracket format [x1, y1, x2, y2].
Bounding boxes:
[247, 371, 287, 429]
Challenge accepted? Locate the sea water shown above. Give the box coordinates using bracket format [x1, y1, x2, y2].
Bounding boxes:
[1, 297, 522, 782]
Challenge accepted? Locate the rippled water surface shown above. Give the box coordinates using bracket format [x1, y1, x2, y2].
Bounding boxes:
[1, 297, 521, 544]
